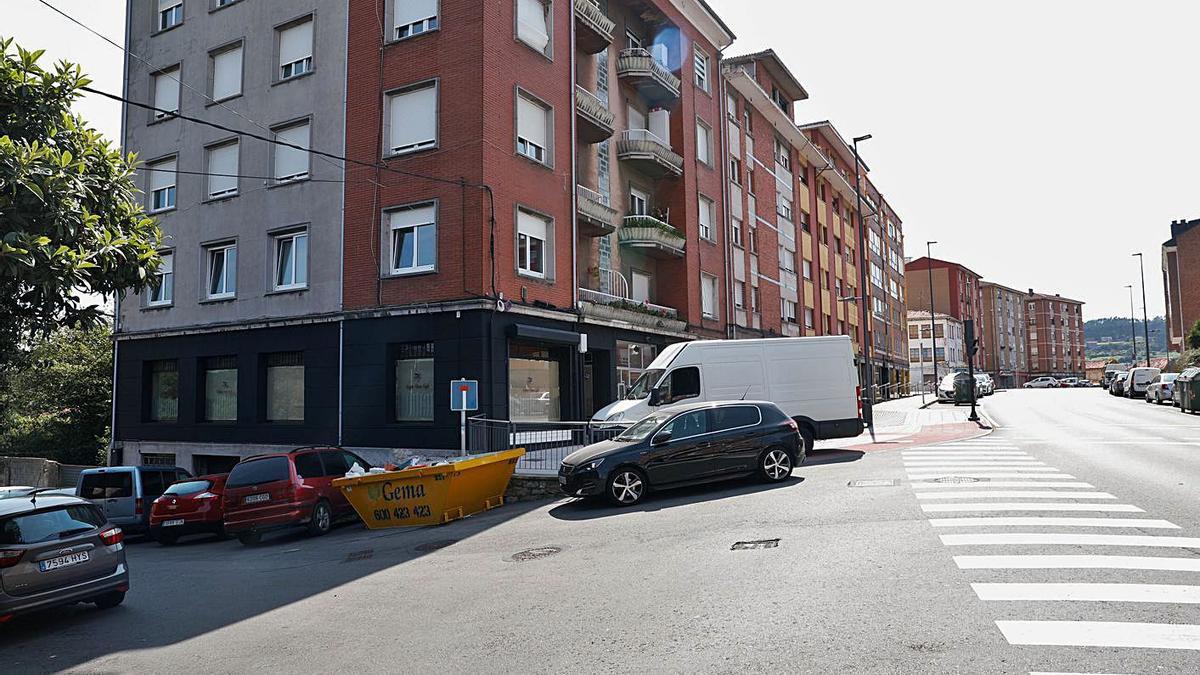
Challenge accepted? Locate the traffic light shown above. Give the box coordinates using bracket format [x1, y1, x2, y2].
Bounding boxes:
[964, 319, 980, 357]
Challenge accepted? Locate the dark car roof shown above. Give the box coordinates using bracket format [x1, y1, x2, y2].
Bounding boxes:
[0, 494, 94, 518]
[240, 447, 343, 463]
[660, 400, 779, 415]
[80, 465, 184, 474]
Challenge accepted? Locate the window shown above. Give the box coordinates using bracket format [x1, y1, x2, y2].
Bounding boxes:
[663, 367, 701, 404]
[273, 229, 309, 290]
[804, 307, 815, 329]
[388, 203, 436, 274]
[711, 405, 760, 432]
[394, 0, 438, 40]
[265, 352, 304, 421]
[394, 342, 434, 421]
[729, 156, 742, 184]
[516, 0, 551, 55]
[774, 138, 790, 171]
[516, 92, 551, 165]
[273, 121, 311, 182]
[726, 92, 738, 121]
[734, 281, 745, 309]
[797, 163, 808, 185]
[701, 274, 718, 319]
[779, 248, 795, 274]
[730, 216, 743, 248]
[294, 453, 323, 479]
[148, 360, 178, 422]
[210, 43, 242, 101]
[147, 158, 176, 212]
[771, 86, 788, 113]
[509, 343, 560, 421]
[869, 229, 881, 255]
[625, 29, 641, 50]
[870, 262, 884, 288]
[777, 196, 793, 221]
[782, 299, 797, 323]
[278, 18, 314, 80]
[696, 120, 712, 165]
[386, 82, 438, 155]
[157, 0, 183, 31]
[205, 141, 238, 198]
[517, 208, 550, 278]
[215, 0, 240, 8]
[152, 67, 180, 119]
[662, 409, 707, 440]
[751, 286, 760, 311]
[798, 210, 810, 233]
[693, 48, 710, 92]
[748, 227, 757, 253]
[629, 187, 649, 216]
[202, 356, 237, 421]
[698, 195, 715, 241]
[801, 259, 812, 280]
[818, 182, 827, 201]
[910, 348, 921, 361]
[320, 451, 353, 477]
[148, 251, 173, 306]
[206, 242, 237, 299]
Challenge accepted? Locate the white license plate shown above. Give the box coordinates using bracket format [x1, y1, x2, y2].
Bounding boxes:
[244, 493, 270, 504]
[40, 551, 90, 572]
[163, 519, 186, 527]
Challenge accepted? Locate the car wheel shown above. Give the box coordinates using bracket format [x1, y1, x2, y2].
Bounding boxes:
[759, 447, 793, 483]
[307, 500, 333, 536]
[606, 468, 647, 507]
[93, 591, 125, 609]
[237, 532, 261, 547]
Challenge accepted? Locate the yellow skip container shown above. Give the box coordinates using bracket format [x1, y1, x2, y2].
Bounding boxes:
[333, 449, 525, 529]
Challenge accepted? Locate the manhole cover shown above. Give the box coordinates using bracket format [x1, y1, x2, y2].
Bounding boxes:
[344, 549, 374, 562]
[507, 546, 564, 562]
[930, 476, 987, 484]
[731, 539, 780, 551]
[848, 479, 899, 488]
[415, 539, 459, 553]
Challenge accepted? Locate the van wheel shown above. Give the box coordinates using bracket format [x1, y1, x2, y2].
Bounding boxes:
[308, 500, 333, 536]
[237, 532, 261, 547]
[798, 427, 814, 463]
[93, 591, 125, 609]
[759, 447, 793, 482]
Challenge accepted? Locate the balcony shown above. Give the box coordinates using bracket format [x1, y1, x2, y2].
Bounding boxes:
[578, 269, 686, 332]
[576, 185, 618, 237]
[618, 214, 685, 258]
[574, 0, 614, 54]
[574, 86, 614, 143]
[616, 48, 681, 104]
[616, 129, 683, 178]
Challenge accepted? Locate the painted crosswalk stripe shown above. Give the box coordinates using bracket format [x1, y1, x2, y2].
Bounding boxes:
[912, 482, 1097, 490]
[903, 452, 1030, 457]
[908, 473, 1076, 480]
[997, 620, 1200, 650]
[929, 517, 1178, 529]
[916, 490, 1114, 499]
[955, 555, 1200, 572]
[905, 462, 1047, 467]
[907, 466, 1060, 472]
[976, 583, 1200, 603]
[904, 458, 1042, 463]
[922, 503, 1143, 513]
[941, 533, 1200, 547]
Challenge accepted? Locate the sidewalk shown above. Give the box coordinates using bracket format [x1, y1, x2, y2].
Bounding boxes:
[812, 394, 990, 452]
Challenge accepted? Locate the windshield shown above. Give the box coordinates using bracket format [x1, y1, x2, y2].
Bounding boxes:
[615, 412, 671, 441]
[624, 369, 664, 400]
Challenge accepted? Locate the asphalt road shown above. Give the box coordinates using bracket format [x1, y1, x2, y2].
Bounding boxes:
[2, 389, 1199, 673]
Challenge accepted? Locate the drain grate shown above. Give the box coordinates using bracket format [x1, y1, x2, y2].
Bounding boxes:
[415, 539, 459, 553]
[507, 545, 564, 562]
[344, 549, 374, 562]
[848, 479, 899, 488]
[930, 476, 987, 484]
[731, 539, 780, 551]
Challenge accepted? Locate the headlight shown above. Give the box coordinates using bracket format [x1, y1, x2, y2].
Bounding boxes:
[578, 458, 606, 472]
[606, 412, 626, 422]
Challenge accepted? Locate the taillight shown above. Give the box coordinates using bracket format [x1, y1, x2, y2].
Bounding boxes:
[786, 419, 799, 432]
[135, 498, 143, 515]
[99, 527, 124, 546]
[0, 550, 24, 569]
[856, 386, 863, 419]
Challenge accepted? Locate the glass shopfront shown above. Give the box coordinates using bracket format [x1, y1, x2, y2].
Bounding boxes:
[508, 343, 561, 422]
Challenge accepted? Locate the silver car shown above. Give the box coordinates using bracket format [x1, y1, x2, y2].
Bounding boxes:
[0, 493, 129, 622]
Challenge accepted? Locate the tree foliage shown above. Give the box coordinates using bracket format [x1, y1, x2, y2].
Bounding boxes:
[1187, 319, 1200, 351]
[0, 326, 112, 465]
[0, 38, 162, 362]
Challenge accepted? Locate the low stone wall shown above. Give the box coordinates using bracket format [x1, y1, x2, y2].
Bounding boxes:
[505, 475, 564, 503]
[0, 456, 61, 487]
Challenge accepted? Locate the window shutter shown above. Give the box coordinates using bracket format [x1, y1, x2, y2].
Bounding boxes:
[279, 20, 313, 66]
[149, 159, 176, 191]
[389, 85, 437, 151]
[274, 123, 310, 178]
[395, 0, 436, 28]
[158, 0, 179, 10]
[390, 204, 436, 229]
[696, 123, 710, 163]
[159, 251, 174, 274]
[517, 210, 548, 241]
[516, 0, 550, 51]
[698, 197, 712, 228]
[516, 96, 547, 148]
[212, 46, 242, 100]
[207, 143, 238, 195]
[154, 69, 179, 112]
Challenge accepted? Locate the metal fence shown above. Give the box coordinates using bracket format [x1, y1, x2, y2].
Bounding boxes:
[468, 417, 629, 476]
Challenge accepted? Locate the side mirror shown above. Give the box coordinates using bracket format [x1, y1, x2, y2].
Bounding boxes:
[652, 430, 672, 446]
[649, 388, 664, 406]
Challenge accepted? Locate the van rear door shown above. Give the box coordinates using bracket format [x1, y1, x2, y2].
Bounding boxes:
[79, 470, 135, 523]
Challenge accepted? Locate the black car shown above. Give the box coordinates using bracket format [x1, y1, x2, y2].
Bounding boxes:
[559, 401, 803, 506]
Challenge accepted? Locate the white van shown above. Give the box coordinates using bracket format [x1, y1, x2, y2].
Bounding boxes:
[1125, 367, 1161, 398]
[592, 336, 863, 447]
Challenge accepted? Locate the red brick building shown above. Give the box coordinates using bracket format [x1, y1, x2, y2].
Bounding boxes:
[904, 257, 984, 369]
[1025, 291, 1086, 379]
[1163, 218, 1200, 352]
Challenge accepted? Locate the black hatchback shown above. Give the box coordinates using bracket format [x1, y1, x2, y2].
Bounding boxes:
[559, 401, 803, 506]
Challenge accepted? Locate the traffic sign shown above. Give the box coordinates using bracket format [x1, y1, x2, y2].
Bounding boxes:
[450, 379, 479, 412]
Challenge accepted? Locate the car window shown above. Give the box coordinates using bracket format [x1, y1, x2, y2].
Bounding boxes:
[320, 451, 350, 477]
[164, 480, 213, 496]
[662, 367, 700, 404]
[343, 451, 369, 471]
[0, 505, 105, 545]
[141, 471, 167, 498]
[79, 472, 133, 499]
[661, 410, 708, 441]
[293, 453, 324, 479]
[710, 405, 761, 432]
[226, 457, 291, 488]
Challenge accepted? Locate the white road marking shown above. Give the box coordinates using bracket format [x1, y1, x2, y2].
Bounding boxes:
[922, 503, 1143, 513]
[929, 517, 1178, 529]
[955, 555, 1200, 572]
[906, 466, 1060, 472]
[912, 482, 1096, 490]
[976, 582, 1200, 603]
[903, 459, 1043, 463]
[908, 473, 1076, 480]
[916, 491, 1115, 499]
[997, 620, 1200, 650]
[904, 462, 1048, 467]
[1029, 672, 1132, 675]
[903, 452, 1031, 456]
[941, 533, 1200, 547]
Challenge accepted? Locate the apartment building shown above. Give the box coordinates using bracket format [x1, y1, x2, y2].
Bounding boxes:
[904, 256, 984, 369]
[1163, 218, 1200, 352]
[906, 311, 965, 386]
[1025, 291, 1086, 379]
[979, 281, 1028, 387]
[860, 182, 908, 393]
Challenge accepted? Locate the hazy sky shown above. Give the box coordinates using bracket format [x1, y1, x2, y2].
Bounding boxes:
[7, 0, 1195, 319]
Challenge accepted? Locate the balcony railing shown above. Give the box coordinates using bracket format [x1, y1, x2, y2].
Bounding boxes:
[573, 0, 615, 54]
[576, 184, 618, 236]
[618, 214, 685, 258]
[616, 128, 683, 178]
[578, 269, 683, 331]
[574, 86, 614, 143]
[616, 48, 681, 103]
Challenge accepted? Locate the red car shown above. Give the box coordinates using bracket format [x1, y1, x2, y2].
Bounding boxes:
[221, 447, 370, 546]
[149, 474, 229, 545]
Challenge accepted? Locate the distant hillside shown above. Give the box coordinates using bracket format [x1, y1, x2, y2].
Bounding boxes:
[1084, 316, 1169, 361]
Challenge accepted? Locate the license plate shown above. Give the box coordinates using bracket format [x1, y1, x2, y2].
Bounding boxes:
[244, 493, 270, 504]
[558, 476, 567, 485]
[39, 551, 90, 572]
[163, 519, 186, 527]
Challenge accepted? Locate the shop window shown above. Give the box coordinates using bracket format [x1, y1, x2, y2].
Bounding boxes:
[147, 360, 178, 422]
[394, 342, 435, 421]
[509, 343, 560, 421]
[265, 352, 304, 421]
[202, 356, 237, 421]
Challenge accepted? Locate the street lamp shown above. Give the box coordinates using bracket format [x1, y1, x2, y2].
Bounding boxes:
[926, 241, 938, 391]
[1133, 253, 1150, 367]
[852, 133, 874, 411]
[1125, 284, 1137, 367]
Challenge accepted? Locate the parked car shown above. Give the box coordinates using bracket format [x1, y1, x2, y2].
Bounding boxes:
[0, 493, 128, 623]
[1058, 377, 1078, 388]
[561, 401, 802, 506]
[938, 373, 974, 403]
[1101, 365, 1126, 388]
[1145, 373, 1179, 405]
[1074, 379, 1093, 387]
[1124, 367, 1161, 399]
[222, 448, 370, 546]
[974, 374, 994, 396]
[1109, 373, 1128, 396]
[76, 466, 192, 535]
[149, 475, 229, 545]
[0, 487, 37, 500]
[1024, 376, 1059, 389]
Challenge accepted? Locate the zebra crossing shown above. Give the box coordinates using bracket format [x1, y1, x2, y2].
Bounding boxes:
[904, 435, 1200, 667]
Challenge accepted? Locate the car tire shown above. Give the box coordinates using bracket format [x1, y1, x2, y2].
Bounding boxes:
[307, 500, 333, 537]
[93, 591, 125, 609]
[606, 468, 647, 507]
[237, 532, 261, 547]
[759, 447, 793, 483]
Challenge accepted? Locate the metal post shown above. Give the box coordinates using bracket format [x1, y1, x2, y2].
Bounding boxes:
[926, 241, 938, 390]
[460, 390, 468, 457]
[1135, 252, 1151, 367]
[852, 135, 873, 415]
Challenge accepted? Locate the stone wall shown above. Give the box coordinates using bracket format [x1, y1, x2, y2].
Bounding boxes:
[505, 476, 565, 503]
[0, 456, 61, 487]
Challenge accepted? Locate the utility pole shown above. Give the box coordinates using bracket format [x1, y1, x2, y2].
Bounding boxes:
[852, 134, 874, 415]
[1125, 284, 1137, 367]
[1134, 252, 1150, 367]
[926, 241, 938, 391]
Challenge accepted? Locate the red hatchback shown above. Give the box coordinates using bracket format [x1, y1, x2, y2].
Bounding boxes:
[149, 475, 229, 545]
[222, 447, 369, 546]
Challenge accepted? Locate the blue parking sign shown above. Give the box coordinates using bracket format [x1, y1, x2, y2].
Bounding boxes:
[450, 379, 479, 412]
